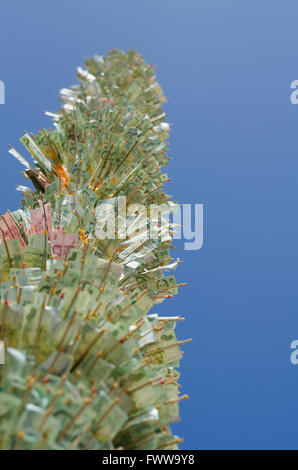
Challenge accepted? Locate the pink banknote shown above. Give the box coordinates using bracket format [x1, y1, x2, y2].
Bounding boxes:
[51, 229, 78, 259]
[30, 202, 53, 241]
[0, 211, 26, 248]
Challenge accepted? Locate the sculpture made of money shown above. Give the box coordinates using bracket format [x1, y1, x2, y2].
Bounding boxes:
[0, 49, 190, 450]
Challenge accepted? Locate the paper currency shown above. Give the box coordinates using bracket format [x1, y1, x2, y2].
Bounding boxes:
[0, 211, 26, 248]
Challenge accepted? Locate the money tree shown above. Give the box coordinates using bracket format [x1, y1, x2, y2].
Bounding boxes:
[0, 49, 190, 450]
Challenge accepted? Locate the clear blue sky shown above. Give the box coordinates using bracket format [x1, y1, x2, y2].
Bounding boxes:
[1, 0, 298, 450]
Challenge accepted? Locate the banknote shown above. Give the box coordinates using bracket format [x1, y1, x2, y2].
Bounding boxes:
[30, 203, 53, 241]
[24, 234, 49, 268]
[20, 132, 52, 172]
[51, 229, 78, 260]
[0, 211, 26, 248]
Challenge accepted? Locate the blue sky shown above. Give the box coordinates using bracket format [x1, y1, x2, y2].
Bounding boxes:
[1, 0, 298, 450]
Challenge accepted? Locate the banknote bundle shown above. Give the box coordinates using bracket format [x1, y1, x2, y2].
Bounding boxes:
[0, 49, 190, 450]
